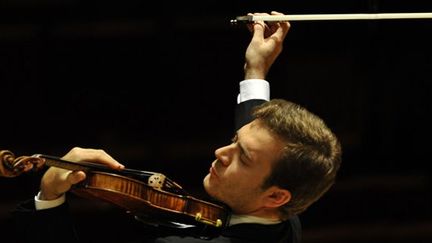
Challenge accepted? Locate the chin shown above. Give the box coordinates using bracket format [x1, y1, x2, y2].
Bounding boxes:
[203, 174, 211, 193]
[203, 175, 219, 199]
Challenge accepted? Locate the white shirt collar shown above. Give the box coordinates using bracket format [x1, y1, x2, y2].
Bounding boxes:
[229, 214, 281, 226]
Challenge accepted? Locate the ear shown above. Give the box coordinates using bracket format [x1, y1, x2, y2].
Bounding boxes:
[263, 186, 291, 208]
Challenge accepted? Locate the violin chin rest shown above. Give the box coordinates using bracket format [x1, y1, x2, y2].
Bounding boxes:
[134, 215, 197, 229]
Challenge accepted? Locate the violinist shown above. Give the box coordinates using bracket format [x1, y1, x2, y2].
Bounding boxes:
[12, 11, 341, 243]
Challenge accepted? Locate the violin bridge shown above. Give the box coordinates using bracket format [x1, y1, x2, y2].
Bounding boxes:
[147, 173, 166, 189]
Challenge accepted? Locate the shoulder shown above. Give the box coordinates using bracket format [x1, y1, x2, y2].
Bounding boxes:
[153, 235, 232, 243]
[288, 216, 302, 243]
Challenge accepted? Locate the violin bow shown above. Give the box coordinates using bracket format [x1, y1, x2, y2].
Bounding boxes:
[231, 12, 432, 23]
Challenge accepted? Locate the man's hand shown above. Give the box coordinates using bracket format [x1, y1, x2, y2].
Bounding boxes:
[39, 147, 124, 200]
[244, 11, 290, 80]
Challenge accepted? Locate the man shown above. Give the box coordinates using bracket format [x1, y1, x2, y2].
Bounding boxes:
[13, 11, 341, 243]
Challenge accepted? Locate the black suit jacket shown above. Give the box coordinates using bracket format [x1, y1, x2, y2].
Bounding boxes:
[12, 99, 302, 243]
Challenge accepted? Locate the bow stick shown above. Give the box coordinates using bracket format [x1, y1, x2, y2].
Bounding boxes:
[231, 12, 432, 23]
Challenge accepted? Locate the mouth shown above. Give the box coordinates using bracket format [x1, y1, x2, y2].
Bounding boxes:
[209, 161, 219, 178]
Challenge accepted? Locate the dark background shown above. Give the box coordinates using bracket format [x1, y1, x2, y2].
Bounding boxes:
[1, 0, 431, 242]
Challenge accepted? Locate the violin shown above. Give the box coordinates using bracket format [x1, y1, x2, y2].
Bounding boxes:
[0, 149, 230, 233]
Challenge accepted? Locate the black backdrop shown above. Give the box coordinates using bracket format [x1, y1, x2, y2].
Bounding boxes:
[1, 1, 432, 242]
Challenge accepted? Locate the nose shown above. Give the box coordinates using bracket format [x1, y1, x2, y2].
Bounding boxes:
[214, 143, 235, 166]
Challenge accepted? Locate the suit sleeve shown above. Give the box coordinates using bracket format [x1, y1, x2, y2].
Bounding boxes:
[12, 199, 80, 243]
[234, 99, 266, 131]
[234, 79, 269, 131]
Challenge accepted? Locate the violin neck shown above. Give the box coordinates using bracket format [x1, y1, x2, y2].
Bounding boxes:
[34, 154, 111, 172]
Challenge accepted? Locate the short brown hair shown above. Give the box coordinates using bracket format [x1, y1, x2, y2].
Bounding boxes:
[253, 99, 342, 219]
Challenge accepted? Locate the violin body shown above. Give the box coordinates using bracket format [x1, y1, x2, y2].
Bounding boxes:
[72, 171, 230, 229]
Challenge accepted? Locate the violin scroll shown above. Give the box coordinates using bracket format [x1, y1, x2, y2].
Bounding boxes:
[0, 150, 45, 177]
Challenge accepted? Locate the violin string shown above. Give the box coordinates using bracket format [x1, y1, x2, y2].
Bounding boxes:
[121, 168, 189, 195]
[164, 178, 189, 195]
[121, 168, 156, 177]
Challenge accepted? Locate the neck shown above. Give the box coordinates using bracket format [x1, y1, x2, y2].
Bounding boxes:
[244, 205, 282, 220]
[229, 214, 282, 226]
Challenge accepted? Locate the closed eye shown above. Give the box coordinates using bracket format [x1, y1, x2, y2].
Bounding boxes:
[234, 133, 252, 164]
[231, 132, 253, 166]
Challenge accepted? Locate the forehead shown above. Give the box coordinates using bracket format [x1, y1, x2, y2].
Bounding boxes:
[238, 120, 284, 164]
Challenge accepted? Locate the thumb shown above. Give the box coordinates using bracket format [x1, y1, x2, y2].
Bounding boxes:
[65, 170, 86, 185]
[40, 168, 86, 200]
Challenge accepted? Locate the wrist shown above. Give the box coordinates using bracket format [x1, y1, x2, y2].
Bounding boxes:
[35, 191, 66, 210]
[39, 190, 63, 201]
[244, 68, 266, 80]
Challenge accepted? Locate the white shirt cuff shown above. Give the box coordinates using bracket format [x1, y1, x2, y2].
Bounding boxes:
[34, 191, 66, 210]
[237, 79, 270, 104]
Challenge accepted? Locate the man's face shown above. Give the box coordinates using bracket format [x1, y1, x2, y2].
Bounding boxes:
[203, 119, 284, 214]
